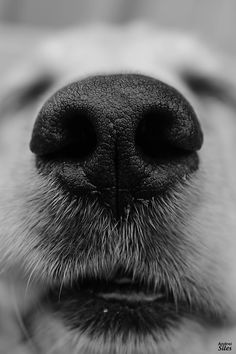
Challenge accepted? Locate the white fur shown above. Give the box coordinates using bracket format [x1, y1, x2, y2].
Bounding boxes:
[0, 23, 236, 353]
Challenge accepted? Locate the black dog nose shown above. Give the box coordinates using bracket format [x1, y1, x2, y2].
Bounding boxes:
[30, 74, 203, 216]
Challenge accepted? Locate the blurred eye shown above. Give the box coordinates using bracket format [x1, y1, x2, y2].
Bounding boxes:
[16, 75, 54, 108]
[182, 72, 230, 102]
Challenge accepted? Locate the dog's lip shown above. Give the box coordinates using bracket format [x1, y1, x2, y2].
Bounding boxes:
[97, 291, 165, 302]
[44, 274, 181, 338]
[48, 274, 172, 307]
[89, 277, 166, 302]
[99, 277, 165, 302]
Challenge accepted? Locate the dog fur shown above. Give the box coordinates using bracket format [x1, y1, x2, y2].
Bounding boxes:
[0, 23, 236, 353]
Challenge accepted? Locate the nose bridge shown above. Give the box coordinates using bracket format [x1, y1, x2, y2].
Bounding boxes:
[80, 76, 153, 191]
[83, 106, 150, 216]
[72, 77, 140, 191]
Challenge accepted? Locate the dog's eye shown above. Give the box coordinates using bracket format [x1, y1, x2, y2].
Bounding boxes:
[0, 75, 54, 118]
[183, 72, 236, 114]
[16, 75, 54, 108]
[184, 74, 221, 97]
[19, 76, 54, 106]
[182, 72, 235, 104]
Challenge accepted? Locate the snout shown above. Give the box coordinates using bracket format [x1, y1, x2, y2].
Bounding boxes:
[30, 74, 203, 217]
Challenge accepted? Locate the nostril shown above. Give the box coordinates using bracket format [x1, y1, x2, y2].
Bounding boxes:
[59, 110, 97, 159]
[30, 106, 97, 160]
[135, 110, 174, 159]
[135, 104, 203, 161]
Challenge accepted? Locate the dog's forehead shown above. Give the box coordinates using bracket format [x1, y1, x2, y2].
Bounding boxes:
[37, 24, 211, 89]
[3, 23, 231, 123]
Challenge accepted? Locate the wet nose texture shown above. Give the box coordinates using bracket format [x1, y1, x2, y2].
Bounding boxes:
[30, 74, 203, 217]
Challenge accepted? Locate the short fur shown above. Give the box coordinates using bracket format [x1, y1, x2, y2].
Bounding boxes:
[0, 23, 236, 353]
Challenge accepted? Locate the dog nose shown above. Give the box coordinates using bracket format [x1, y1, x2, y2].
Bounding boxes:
[30, 74, 203, 216]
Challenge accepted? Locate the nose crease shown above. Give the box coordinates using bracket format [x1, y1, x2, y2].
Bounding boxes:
[30, 74, 203, 218]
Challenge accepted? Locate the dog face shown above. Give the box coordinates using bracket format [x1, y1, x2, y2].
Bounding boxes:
[0, 24, 236, 353]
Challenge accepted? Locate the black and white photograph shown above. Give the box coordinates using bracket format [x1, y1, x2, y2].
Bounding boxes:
[0, 1, 236, 353]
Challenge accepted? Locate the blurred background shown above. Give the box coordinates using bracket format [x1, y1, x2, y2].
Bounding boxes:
[0, 0, 235, 71]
